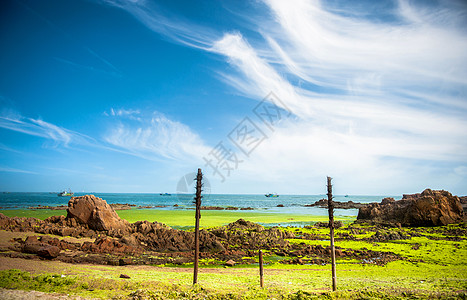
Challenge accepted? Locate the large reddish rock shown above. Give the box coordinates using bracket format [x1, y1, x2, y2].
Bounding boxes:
[67, 195, 129, 232]
[357, 189, 463, 226]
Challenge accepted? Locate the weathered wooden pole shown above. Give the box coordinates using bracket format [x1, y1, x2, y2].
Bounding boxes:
[327, 176, 337, 291]
[259, 250, 264, 288]
[193, 168, 203, 285]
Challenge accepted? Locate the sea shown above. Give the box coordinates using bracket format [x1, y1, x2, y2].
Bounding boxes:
[0, 192, 396, 218]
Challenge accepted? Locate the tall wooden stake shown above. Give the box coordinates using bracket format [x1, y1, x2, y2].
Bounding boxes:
[259, 250, 264, 288]
[327, 176, 337, 291]
[193, 168, 203, 285]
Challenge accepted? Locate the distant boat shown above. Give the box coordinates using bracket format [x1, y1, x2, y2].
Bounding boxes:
[58, 189, 74, 197]
[345, 195, 349, 198]
[265, 193, 279, 198]
[160, 193, 172, 196]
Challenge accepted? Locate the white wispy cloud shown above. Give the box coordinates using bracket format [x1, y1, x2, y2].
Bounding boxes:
[0, 166, 37, 175]
[54, 57, 123, 78]
[103, 109, 210, 162]
[97, 0, 219, 50]
[103, 107, 141, 120]
[0, 143, 23, 155]
[0, 110, 97, 147]
[0, 104, 209, 166]
[265, 0, 467, 91]
[0, 115, 72, 146]
[209, 1, 467, 171]
[96, 0, 467, 193]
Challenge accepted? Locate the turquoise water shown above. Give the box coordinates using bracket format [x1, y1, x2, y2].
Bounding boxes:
[0, 192, 394, 217]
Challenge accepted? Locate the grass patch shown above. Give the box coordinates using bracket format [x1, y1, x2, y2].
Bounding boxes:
[1, 263, 465, 299]
[0, 209, 66, 220]
[116, 209, 355, 229]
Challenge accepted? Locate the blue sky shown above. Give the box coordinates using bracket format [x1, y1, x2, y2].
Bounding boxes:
[1, 0, 466, 195]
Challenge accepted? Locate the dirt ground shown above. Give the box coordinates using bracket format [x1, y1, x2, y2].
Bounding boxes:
[0, 288, 95, 300]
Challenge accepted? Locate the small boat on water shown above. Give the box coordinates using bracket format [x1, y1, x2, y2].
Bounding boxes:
[58, 189, 74, 197]
[159, 193, 172, 196]
[265, 193, 279, 198]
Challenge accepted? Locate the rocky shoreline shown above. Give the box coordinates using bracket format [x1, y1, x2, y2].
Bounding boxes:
[0, 194, 405, 267]
[0, 190, 464, 268]
[305, 199, 367, 209]
[0, 212, 409, 267]
[28, 203, 137, 211]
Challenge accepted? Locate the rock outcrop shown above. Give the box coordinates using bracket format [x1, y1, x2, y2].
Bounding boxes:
[210, 219, 294, 250]
[67, 195, 129, 232]
[306, 199, 367, 209]
[21, 236, 61, 259]
[357, 189, 463, 226]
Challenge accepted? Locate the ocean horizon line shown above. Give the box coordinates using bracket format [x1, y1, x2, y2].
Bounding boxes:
[1, 191, 401, 197]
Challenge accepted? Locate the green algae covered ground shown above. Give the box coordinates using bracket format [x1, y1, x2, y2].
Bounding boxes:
[0, 209, 466, 299]
[0, 208, 355, 228]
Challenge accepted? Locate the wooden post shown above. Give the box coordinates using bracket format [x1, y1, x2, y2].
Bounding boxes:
[259, 250, 264, 288]
[193, 168, 203, 285]
[327, 176, 337, 291]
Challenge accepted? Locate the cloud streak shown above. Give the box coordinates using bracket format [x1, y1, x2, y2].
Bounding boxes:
[0, 167, 37, 175]
[0, 106, 209, 165]
[0, 108, 98, 148]
[103, 109, 210, 163]
[0, 115, 72, 146]
[212, 3, 466, 149]
[92, 0, 467, 193]
[97, 0, 219, 50]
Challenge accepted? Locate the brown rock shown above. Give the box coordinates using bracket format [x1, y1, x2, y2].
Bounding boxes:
[314, 221, 343, 228]
[225, 259, 236, 266]
[402, 193, 421, 200]
[119, 258, 132, 266]
[67, 195, 129, 232]
[240, 207, 254, 210]
[22, 237, 60, 259]
[37, 245, 60, 258]
[80, 236, 140, 255]
[44, 215, 66, 223]
[306, 199, 367, 209]
[357, 189, 463, 226]
[209, 219, 292, 250]
[23, 243, 44, 254]
[381, 197, 395, 205]
[119, 235, 139, 247]
[25, 236, 40, 244]
[201, 206, 224, 210]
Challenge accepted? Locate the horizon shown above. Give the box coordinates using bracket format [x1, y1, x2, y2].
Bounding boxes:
[1, 0, 466, 195]
[3, 189, 463, 198]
